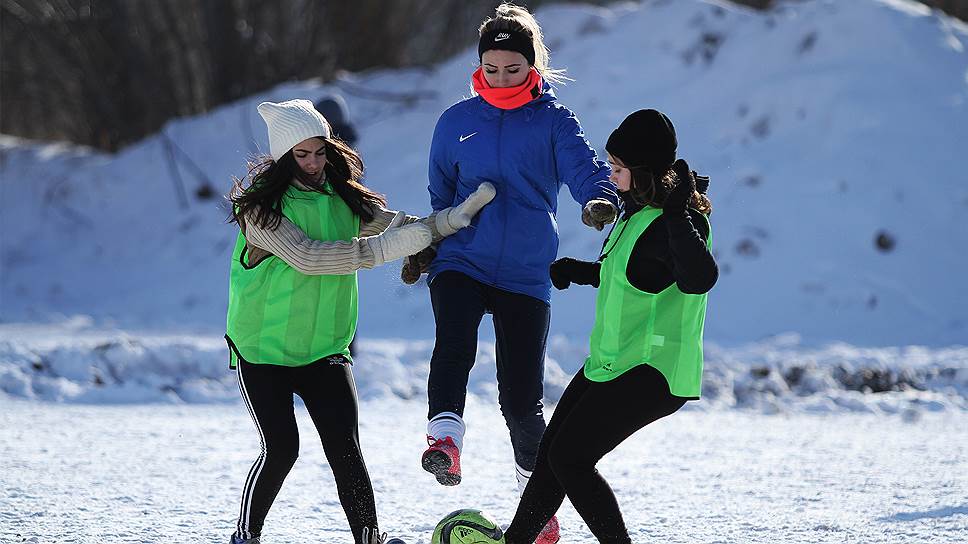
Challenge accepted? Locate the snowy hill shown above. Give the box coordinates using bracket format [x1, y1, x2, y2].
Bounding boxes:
[2, 0, 967, 348]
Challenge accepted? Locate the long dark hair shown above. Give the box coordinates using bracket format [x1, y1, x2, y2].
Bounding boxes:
[626, 164, 713, 216]
[227, 137, 386, 230]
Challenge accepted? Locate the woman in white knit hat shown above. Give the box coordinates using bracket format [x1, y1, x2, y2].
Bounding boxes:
[224, 99, 494, 544]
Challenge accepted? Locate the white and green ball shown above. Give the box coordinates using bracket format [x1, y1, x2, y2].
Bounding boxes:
[431, 508, 505, 544]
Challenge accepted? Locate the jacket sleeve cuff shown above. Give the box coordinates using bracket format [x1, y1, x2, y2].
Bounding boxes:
[434, 209, 459, 237]
[365, 237, 386, 268]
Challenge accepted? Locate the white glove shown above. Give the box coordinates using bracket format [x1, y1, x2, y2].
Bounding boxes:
[435, 182, 497, 237]
[366, 221, 433, 267]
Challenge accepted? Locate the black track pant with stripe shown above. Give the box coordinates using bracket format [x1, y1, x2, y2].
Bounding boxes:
[234, 357, 377, 542]
[503, 363, 687, 544]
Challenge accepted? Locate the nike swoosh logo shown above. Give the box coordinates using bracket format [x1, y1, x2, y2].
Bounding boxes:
[495, 35, 509, 41]
[459, 132, 478, 142]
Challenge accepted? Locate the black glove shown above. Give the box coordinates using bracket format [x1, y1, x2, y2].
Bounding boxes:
[663, 159, 696, 213]
[549, 257, 601, 290]
[694, 172, 710, 194]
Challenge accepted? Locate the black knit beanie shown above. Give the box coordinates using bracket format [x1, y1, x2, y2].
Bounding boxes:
[605, 109, 677, 172]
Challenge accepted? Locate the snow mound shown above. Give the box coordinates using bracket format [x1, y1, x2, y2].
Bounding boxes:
[2, 322, 964, 417]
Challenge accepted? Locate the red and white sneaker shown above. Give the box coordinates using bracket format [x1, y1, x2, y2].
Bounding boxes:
[534, 515, 560, 544]
[421, 435, 461, 486]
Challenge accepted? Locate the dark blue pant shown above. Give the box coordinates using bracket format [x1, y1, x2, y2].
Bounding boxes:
[428, 270, 551, 471]
[503, 363, 687, 543]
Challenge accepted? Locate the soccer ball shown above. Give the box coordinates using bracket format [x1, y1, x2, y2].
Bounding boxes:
[431, 508, 505, 544]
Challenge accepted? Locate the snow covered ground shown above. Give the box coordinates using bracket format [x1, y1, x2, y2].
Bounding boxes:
[2, 321, 966, 541]
[2, 397, 965, 544]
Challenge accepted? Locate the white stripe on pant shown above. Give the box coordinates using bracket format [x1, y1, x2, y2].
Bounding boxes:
[236, 363, 267, 540]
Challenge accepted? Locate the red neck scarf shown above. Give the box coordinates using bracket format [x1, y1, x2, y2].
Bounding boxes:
[472, 67, 543, 110]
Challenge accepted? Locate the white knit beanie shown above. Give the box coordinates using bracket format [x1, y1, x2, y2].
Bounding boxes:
[257, 99, 332, 161]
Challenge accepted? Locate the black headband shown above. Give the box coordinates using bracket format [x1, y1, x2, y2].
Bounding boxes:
[478, 29, 536, 67]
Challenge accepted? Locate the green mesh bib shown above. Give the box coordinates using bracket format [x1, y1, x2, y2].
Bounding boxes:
[226, 184, 360, 367]
[584, 206, 711, 397]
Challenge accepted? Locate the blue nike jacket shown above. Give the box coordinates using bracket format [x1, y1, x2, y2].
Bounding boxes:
[427, 85, 618, 303]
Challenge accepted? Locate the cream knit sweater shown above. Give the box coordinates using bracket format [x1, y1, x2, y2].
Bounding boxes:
[240, 179, 438, 275]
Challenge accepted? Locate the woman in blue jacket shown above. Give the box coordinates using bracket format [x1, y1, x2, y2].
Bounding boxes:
[411, 3, 619, 543]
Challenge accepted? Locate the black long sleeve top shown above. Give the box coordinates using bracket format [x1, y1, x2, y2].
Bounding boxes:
[592, 197, 718, 295]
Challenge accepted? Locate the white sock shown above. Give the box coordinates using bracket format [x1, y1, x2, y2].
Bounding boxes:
[427, 412, 466, 451]
[515, 463, 533, 496]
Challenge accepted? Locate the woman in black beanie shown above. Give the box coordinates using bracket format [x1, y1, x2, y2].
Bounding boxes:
[500, 109, 718, 543]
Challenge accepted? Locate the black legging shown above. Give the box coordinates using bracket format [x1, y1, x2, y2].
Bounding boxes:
[428, 270, 551, 471]
[234, 357, 377, 543]
[504, 363, 687, 544]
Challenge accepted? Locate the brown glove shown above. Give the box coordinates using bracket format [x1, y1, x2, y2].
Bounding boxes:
[401, 246, 437, 285]
[581, 198, 618, 231]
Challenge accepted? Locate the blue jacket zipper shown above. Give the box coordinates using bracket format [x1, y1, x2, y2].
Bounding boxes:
[493, 109, 508, 285]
